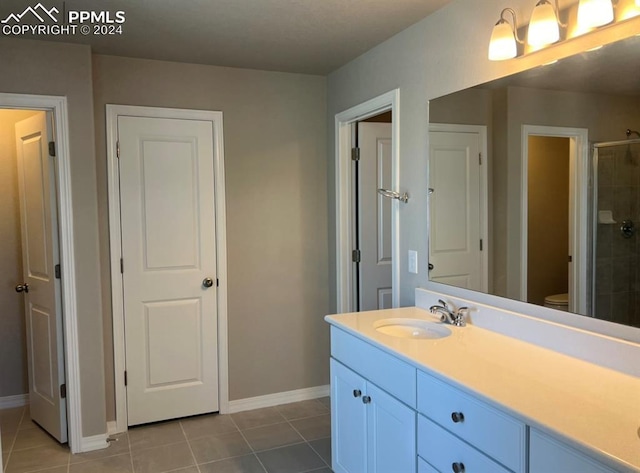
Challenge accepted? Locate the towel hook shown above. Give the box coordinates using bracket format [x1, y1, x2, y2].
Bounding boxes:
[377, 188, 409, 203]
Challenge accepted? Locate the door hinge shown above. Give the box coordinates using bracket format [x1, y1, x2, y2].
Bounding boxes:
[124, 371, 128, 386]
[352, 249, 361, 263]
[569, 255, 573, 263]
[120, 258, 124, 274]
[49, 141, 56, 157]
[480, 239, 483, 251]
[116, 141, 120, 159]
[351, 147, 360, 161]
[479, 152, 482, 165]
[60, 384, 66, 399]
[55, 264, 61, 279]
[216, 278, 219, 287]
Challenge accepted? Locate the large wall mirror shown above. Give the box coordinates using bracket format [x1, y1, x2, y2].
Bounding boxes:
[428, 33, 640, 332]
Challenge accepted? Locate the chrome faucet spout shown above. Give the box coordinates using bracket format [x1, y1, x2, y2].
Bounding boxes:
[429, 300, 468, 327]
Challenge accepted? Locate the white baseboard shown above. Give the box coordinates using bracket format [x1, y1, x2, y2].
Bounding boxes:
[80, 433, 109, 452]
[227, 385, 330, 414]
[0, 394, 29, 409]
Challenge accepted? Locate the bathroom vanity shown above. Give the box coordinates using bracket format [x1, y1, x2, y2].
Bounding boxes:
[325, 289, 640, 473]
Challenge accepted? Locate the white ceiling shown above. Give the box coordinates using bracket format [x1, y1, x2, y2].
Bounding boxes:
[0, 0, 454, 74]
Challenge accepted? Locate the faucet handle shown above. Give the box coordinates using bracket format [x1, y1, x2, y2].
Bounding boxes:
[438, 299, 449, 309]
[455, 307, 470, 326]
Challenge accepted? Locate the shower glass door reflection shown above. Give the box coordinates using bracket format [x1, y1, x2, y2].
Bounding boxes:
[594, 140, 640, 328]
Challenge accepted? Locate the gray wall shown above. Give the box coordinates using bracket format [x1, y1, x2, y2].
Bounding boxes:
[0, 38, 106, 436]
[0, 109, 38, 398]
[91, 55, 329, 419]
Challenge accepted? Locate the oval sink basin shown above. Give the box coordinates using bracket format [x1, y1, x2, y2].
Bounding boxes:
[373, 318, 451, 339]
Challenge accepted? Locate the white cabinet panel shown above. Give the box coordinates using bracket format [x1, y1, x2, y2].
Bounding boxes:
[367, 383, 416, 473]
[331, 359, 367, 473]
[530, 429, 618, 473]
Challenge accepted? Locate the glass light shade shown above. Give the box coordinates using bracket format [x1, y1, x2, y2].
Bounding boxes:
[489, 21, 518, 60]
[578, 0, 614, 28]
[528, 1, 560, 47]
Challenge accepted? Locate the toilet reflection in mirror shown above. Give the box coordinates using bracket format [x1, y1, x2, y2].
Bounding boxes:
[427, 34, 640, 329]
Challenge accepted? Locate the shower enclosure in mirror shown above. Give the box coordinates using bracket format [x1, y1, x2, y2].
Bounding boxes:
[427, 33, 640, 330]
[593, 137, 640, 327]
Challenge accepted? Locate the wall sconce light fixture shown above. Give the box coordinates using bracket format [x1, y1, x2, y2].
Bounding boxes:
[528, 0, 566, 47]
[488, 8, 524, 60]
[578, 0, 614, 28]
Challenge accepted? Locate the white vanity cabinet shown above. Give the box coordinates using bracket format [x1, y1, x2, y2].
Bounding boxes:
[529, 429, 619, 473]
[330, 327, 416, 473]
[417, 371, 527, 473]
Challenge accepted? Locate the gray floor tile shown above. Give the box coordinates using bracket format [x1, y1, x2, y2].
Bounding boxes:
[180, 414, 238, 440]
[12, 426, 59, 451]
[131, 442, 194, 473]
[242, 422, 303, 452]
[306, 468, 332, 473]
[128, 421, 186, 451]
[189, 431, 252, 464]
[5, 443, 69, 473]
[308, 438, 331, 466]
[317, 397, 331, 409]
[290, 415, 330, 442]
[198, 454, 266, 473]
[18, 419, 37, 432]
[231, 408, 285, 430]
[0, 408, 25, 433]
[275, 401, 328, 421]
[69, 453, 133, 473]
[166, 468, 199, 473]
[256, 443, 325, 473]
[70, 433, 130, 464]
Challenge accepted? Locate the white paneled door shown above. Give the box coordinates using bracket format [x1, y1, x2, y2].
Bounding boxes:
[118, 116, 219, 426]
[358, 122, 393, 310]
[428, 129, 485, 292]
[15, 112, 67, 443]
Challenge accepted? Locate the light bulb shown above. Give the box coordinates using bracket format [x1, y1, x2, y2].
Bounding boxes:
[489, 20, 518, 60]
[528, 0, 560, 47]
[578, 0, 614, 28]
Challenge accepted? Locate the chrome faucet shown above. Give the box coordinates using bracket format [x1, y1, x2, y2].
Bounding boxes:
[429, 299, 468, 327]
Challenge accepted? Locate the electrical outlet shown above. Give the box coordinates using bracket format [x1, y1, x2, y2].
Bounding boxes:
[408, 250, 418, 274]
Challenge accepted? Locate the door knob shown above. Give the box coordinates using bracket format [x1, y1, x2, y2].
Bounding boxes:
[202, 278, 214, 288]
[15, 283, 29, 293]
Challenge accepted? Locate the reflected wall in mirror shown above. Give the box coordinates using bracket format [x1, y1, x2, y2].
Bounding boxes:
[428, 34, 640, 329]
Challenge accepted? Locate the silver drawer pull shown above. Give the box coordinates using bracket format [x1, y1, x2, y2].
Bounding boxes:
[451, 412, 465, 423]
[362, 395, 372, 404]
[353, 389, 362, 398]
[452, 462, 465, 473]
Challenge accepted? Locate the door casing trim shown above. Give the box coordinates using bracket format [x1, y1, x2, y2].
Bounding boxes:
[106, 105, 229, 433]
[0, 93, 81, 452]
[335, 89, 400, 313]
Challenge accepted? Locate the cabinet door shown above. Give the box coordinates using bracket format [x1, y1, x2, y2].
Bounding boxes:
[331, 359, 368, 473]
[367, 382, 416, 473]
[530, 429, 617, 473]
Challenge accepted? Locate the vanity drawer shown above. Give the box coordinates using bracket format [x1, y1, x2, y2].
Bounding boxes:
[418, 415, 512, 473]
[417, 371, 525, 472]
[331, 326, 416, 407]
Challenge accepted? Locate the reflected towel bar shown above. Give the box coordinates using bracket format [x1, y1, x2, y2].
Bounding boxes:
[377, 188, 409, 203]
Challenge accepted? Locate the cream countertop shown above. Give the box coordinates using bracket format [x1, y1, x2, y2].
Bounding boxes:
[325, 306, 640, 472]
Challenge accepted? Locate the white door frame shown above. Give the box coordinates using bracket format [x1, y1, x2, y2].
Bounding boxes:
[107, 105, 229, 433]
[0, 93, 82, 452]
[428, 123, 489, 293]
[335, 90, 400, 313]
[521, 125, 589, 314]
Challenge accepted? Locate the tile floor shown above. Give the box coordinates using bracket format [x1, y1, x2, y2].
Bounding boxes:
[1, 398, 332, 473]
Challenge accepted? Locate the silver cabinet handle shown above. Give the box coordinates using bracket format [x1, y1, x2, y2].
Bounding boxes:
[451, 412, 464, 423]
[362, 395, 372, 404]
[202, 278, 214, 288]
[353, 389, 362, 398]
[15, 283, 29, 293]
